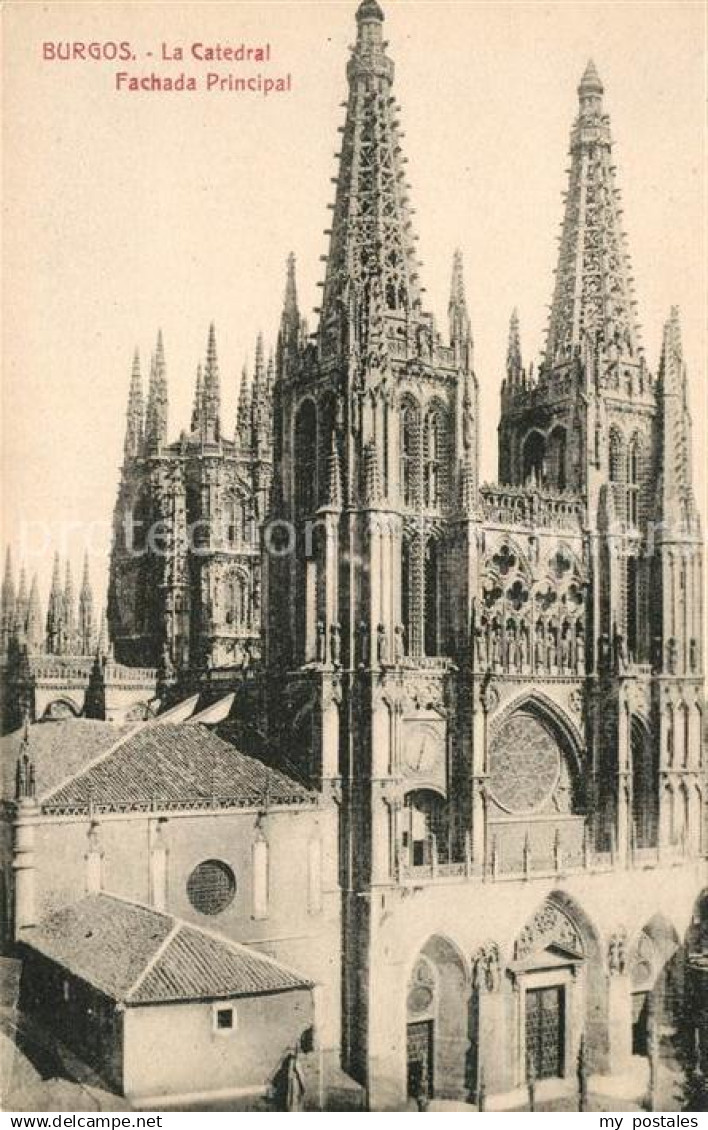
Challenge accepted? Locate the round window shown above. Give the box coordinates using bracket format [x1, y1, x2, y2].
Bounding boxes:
[187, 859, 236, 916]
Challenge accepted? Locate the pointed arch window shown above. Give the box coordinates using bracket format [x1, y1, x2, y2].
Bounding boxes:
[424, 537, 441, 657]
[294, 400, 317, 515]
[226, 571, 249, 628]
[424, 409, 446, 508]
[522, 431, 546, 485]
[627, 436, 641, 527]
[609, 430, 625, 483]
[401, 537, 413, 656]
[400, 401, 420, 507]
[548, 426, 567, 491]
[631, 719, 658, 849]
[626, 556, 639, 661]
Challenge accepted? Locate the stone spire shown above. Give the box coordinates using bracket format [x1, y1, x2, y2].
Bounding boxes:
[506, 308, 523, 384]
[124, 349, 144, 460]
[203, 323, 221, 442]
[236, 362, 251, 452]
[251, 333, 271, 455]
[64, 560, 76, 653]
[449, 249, 472, 347]
[26, 574, 43, 654]
[191, 363, 204, 433]
[145, 331, 168, 451]
[545, 61, 640, 366]
[78, 552, 94, 655]
[46, 552, 65, 654]
[277, 254, 301, 377]
[657, 307, 696, 528]
[14, 566, 28, 636]
[1, 548, 16, 649]
[318, 0, 423, 356]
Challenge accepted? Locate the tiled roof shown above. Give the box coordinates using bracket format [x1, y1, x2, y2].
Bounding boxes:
[23, 894, 172, 1000]
[0, 720, 134, 804]
[41, 723, 316, 814]
[24, 894, 312, 1004]
[132, 920, 310, 1003]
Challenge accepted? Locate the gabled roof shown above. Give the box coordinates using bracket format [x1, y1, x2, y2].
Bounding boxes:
[24, 893, 312, 1005]
[40, 722, 316, 814]
[0, 720, 134, 804]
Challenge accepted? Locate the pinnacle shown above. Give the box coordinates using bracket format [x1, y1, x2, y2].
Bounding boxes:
[579, 58, 603, 95]
[50, 552, 61, 590]
[284, 253, 298, 312]
[356, 0, 384, 23]
[449, 248, 466, 306]
[507, 308, 523, 379]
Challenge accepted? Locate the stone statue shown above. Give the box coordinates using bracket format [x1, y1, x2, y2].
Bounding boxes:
[316, 620, 326, 664]
[330, 622, 341, 666]
[377, 624, 388, 665]
[358, 621, 369, 667]
[393, 624, 405, 664]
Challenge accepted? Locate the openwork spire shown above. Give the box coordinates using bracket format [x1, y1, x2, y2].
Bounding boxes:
[507, 308, 523, 382]
[64, 560, 76, 650]
[78, 552, 94, 655]
[449, 249, 471, 346]
[191, 363, 204, 433]
[203, 323, 221, 441]
[46, 552, 65, 654]
[657, 307, 695, 523]
[145, 332, 168, 451]
[318, 0, 422, 356]
[236, 362, 251, 451]
[545, 62, 639, 366]
[26, 575, 43, 654]
[124, 349, 144, 460]
[14, 567, 28, 635]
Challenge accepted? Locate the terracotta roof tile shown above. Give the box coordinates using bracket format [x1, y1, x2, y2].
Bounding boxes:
[1, 720, 133, 804]
[23, 894, 171, 1000]
[40, 723, 315, 814]
[132, 923, 310, 1003]
[24, 894, 311, 1004]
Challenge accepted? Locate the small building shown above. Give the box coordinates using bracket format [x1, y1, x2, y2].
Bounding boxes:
[1, 716, 342, 1080]
[20, 893, 315, 1104]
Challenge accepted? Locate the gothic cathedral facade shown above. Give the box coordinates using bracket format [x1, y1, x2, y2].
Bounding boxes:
[262, 0, 705, 1107]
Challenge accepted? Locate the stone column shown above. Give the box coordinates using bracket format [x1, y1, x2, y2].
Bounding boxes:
[607, 932, 632, 1071]
[471, 685, 487, 869]
[148, 818, 168, 911]
[13, 799, 38, 938]
[473, 944, 506, 1096]
[85, 821, 103, 894]
[617, 699, 630, 865]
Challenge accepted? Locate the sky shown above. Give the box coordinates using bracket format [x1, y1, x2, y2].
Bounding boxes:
[2, 0, 706, 609]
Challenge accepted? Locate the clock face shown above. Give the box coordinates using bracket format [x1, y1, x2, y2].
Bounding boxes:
[402, 720, 445, 779]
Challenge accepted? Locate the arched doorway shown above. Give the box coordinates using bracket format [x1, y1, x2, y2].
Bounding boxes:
[628, 914, 681, 1057]
[631, 717, 658, 848]
[406, 936, 468, 1102]
[508, 893, 606, 1085]
[402, 790, 448, 868]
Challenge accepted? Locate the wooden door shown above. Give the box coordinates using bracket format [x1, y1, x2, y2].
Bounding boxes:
[526, 986, 564, 1080]
[407, 1019, 434, 1098]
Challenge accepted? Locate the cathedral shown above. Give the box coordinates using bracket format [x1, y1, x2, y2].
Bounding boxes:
[2, 0, 706, 1111]
[262, 0, 705, 1105]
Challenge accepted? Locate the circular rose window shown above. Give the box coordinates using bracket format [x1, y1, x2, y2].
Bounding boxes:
[488, 713, 560, 815]
[187, 859, 236, 916]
